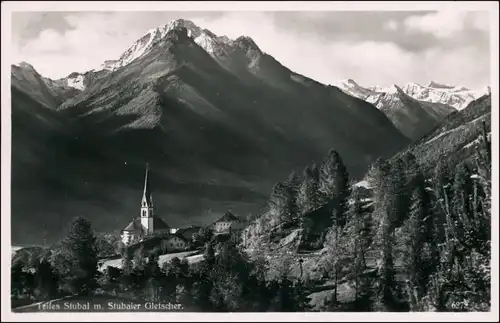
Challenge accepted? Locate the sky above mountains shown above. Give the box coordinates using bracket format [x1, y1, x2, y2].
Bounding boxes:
[11, 9, 491, 89]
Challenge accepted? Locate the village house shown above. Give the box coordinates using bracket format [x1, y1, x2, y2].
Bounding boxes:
[120, 164, 171, 246]
[122, 231, 191, 256]
[212, 211, 247, 243]
[176, 225, 203, 243]
[159, 234, 190, 252]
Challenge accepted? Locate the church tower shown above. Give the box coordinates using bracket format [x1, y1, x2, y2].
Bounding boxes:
[140, 163, 154, 234]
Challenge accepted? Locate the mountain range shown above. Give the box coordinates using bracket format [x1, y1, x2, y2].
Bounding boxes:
[333, 79, 489, 140]
[334, 78, 489, 111]
[11, 19, 413, 245]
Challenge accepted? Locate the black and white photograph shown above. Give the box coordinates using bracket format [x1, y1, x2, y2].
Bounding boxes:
[1, 1, 498, 321]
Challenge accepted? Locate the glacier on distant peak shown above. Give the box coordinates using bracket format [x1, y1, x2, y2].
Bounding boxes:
[401, 81, 487, 110]
[333, 78, 488, 111]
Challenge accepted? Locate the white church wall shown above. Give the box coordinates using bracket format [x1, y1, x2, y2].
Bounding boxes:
[121, 231, 139, 245]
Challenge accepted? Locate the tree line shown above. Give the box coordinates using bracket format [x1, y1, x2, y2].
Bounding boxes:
[242, 121, 491, 312]
[317, 121, 491, 311]
[243, 148, 351, 251]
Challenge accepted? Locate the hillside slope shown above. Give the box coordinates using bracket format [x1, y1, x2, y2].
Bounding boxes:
[394, 94, 492, 173]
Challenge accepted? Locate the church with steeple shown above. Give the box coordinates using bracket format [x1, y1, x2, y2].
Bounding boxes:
[120, 163, 171, 246]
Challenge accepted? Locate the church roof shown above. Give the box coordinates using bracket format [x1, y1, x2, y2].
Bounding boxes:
[121, 217, 170, 232]
[122, 219, 143, 232]
[152, 217, 170, 230]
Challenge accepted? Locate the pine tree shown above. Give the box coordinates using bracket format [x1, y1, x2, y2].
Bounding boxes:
[310, 163, 321, 210]
[11, 262, 26, 299]
[282, 171, 301, 224]
[133, 246, 147, 271]
[54, 216, 98, 295]
[429, 160, 452, 271]
[203, 241, 216, 270]
[319, 150, 350, 202]
[389, 158, 411, 228]
[33, 260, 59, 300]
[268, 181, 288, 219]
[323, 221, 349, 306]
[319, 149, 351, 228]
[450, 162, 476, 254]
[297, 166, 317, 216]
[401, 187, 426, 311]
[402, 152, 420, 187]
[344, 189, 373, 310]
[146, 251, 161, 278]
[478, 120, 491, 165]
[374, 210, 397, 312]
[372, 158, 406, 237]
[452, 163, 473, 223]
[95, 235, 119, 258]
[121, 248, 133, 275]
[366, 157, 389, 189]
[371, 160, 401, 311]
[320, 153, 352, 305]
[144, 251, 163, 303]
[193, 227, 214, 247]
[369, 158, 391, 217]
[473, 121, 491, 242]
[433, 160, 453, 199]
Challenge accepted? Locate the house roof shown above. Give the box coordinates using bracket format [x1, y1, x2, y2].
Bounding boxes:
[176, 226, 203, 240]
[216, 211, 243, 223]
[126, 232, 190, 252]
[170, 233, 189, 243]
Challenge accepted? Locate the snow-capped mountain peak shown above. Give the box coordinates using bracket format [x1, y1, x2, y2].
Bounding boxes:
[402, 81, 487, 110]
[98, 19, 193, 71]
[334, 79, 401, 102]
[99, 25, 170, 71]
[166, 19, 202, 36]
[334, 79, 382, 100]
[66, 73, 85, 91]
[334, 78, 358, 90]
[15, 61, 36, 70]
[335, 78, 489, 111]
[97, 19, 257, 72]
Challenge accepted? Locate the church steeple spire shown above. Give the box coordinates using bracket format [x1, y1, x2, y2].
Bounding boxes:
[141, 162, 153, 208]
[140, 162, 155, 233]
